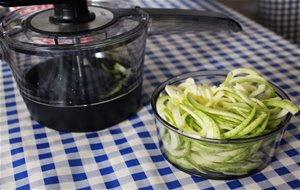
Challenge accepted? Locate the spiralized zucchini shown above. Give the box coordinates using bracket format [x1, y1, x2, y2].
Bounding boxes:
[157, 68, 298, 139]
[156, 68, 298, 177]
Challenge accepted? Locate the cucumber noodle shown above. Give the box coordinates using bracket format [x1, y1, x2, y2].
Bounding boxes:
[156, 68, 298, 177]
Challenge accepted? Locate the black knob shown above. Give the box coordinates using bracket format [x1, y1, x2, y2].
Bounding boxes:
[0, 0, 95, 24]
[50, 1, 95, 24]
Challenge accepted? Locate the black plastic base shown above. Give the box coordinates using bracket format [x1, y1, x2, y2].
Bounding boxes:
[22, 84, 142, 132]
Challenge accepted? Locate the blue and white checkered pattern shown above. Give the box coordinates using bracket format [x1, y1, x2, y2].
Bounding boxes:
[258, 0, 300, 45]
[1, 0, 300, 189]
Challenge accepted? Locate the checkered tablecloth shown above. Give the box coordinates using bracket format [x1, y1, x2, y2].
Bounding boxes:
[258, 0, 300, 45]
[1, 0, 300, 189]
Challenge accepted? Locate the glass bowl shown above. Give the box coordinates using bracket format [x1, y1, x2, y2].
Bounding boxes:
[151, 70, 293, 180]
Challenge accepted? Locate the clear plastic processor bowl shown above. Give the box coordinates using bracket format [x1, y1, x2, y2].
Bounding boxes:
[151, 70, 293, 179]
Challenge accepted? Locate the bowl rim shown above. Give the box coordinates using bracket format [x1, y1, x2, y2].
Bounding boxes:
[151, 70, 293, 143]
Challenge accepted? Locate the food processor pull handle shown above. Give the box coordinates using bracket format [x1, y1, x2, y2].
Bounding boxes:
[0, 0, 71, 6]
[143, 8, 242, 35]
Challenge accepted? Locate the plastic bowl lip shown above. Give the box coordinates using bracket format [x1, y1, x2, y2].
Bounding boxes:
[3, 6, 149, 55]
[151, 70, 293, 143]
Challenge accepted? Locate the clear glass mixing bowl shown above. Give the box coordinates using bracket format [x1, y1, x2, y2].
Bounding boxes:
[151, 70, 293, 179]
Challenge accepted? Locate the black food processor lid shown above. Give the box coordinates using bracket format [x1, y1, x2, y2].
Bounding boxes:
[0, 0, 149, 55]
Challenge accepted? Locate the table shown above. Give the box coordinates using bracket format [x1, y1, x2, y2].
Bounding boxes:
[1, 0, 299, 189]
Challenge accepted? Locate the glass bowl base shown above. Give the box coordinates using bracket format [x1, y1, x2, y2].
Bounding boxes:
[163, 153, 268, 180]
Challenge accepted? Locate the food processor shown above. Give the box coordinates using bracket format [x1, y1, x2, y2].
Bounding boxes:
[0, 0, 242, 132]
